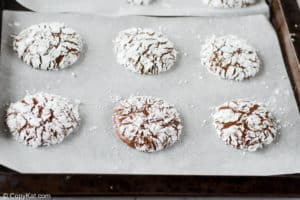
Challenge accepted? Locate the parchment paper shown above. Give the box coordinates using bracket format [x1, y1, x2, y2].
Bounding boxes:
[16, 0, 270, 17]
[1, 11, 299, 175]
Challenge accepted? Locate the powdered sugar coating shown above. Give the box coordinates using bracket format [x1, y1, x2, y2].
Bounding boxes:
[203, 0, 256, 8]
[13, 22, 83, 70]
[212, 99, 279, 152]
[113, 96, 183, 152]
[114, 28, 177, 75]
[201, 35, 260, 81]
[127, 0, 152, 5]
[6, 93, 80, 147]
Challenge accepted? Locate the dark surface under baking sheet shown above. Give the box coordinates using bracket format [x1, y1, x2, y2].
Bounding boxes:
[0, 0, 300, 196]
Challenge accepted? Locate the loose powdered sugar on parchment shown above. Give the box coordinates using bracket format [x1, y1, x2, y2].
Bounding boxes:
[212, 99, 279, 152]
[113, 96, 183, 152]
[114, 27, 177, 75]
[203, 0, 256, 8]
[6, 93, 80, 147]
[200, 35, 260, 81]
[13, 22, 83, 70]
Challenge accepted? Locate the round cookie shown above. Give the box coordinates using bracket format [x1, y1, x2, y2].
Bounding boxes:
[114, 27, 177, 75]
[203, 0, 256, 8]
[6, 93, 80, 147]
[127, 0, 152, 5]
[200, 35, 260, 81]
[13, 22, 83, 70]
[212, 99, 279, 152]
[113, 96, 183, 152]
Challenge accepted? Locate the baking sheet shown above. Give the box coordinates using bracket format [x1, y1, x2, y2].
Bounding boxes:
[16, 0, 270, 17]
[1, 11, 300, 175]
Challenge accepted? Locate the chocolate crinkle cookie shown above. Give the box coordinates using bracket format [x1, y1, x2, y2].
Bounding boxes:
[212, 99, 280, 152]
[113, 96, 183, 152]
[201, 35, 260, 81]
[114, 27, 177, 75]
[203, 0, 256, 8]
[6, 93, 80, 148]
[13, 22, 83, 70]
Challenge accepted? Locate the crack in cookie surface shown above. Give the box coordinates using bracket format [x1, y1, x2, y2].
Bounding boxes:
[6, 93, 80, 147]
[201, 35, 260, 81]
[113, 96, 183, 152]
[114, 28, 177, 75]
[212, 99, 279, 152]
[13, 22, 83, 70]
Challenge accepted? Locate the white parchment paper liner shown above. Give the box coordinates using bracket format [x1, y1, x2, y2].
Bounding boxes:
[0, 11, 299, 175]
